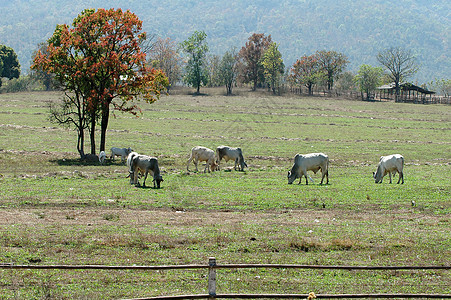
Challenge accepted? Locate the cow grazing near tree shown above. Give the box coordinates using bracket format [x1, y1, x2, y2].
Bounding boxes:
[99, 151, 106, 164]
[187, 146, 218, 173]
[110, 147, 133, 163]
[130, 154, 163, 188]
[287, 153, 329, 185]
[373, 154, 404, 184]
[216, 145, 248, 171]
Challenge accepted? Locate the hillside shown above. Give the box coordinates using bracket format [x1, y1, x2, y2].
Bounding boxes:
[0, 0, 449, 83]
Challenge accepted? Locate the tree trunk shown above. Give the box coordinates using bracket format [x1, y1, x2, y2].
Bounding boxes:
[252, 79, 257, 91]
[90, 115, 96, 155]
[77, 127, 85, 158]
[99, 100, 110, 152]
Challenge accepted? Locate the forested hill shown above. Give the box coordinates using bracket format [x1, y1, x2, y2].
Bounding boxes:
[0, 0, 449, 83]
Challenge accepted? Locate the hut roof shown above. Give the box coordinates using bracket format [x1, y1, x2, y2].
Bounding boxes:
[377, 82, 435, 94]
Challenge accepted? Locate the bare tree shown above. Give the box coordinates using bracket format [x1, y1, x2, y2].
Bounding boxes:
[148, 37, 182, 93]
[377, 47, 419, 102]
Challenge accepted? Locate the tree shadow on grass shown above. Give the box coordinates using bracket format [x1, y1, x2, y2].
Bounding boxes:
[51, 158, 124, 167]
[134, 185, 165, 190]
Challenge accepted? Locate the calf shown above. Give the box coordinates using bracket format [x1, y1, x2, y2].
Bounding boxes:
[288, 153, 329, 185]
[131, 154, 163, 188]
[373, 154, 404, 184]
[187, 146, 218, 173]
[110, 147, 133, 163]
[216, 145, 248, 171]
[99, 151, 106, 165]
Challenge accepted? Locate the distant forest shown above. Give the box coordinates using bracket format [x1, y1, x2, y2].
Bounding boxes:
[0, 0, 449, 83]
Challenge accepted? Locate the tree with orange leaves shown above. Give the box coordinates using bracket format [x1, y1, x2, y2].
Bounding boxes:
[32, 8, 168, 157]
[289, 55, 322, 95]
[238, 33, 272, 91]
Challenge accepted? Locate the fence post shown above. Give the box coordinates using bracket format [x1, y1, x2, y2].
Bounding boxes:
[208, 257, 217, 298]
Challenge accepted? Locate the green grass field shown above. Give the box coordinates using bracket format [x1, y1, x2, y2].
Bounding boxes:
[0, 89, 449, 299]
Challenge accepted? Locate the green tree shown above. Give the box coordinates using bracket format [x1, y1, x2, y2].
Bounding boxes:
[429, 78, 450, 97]
[218, 49, 238, 96]
[354, 64, 384, 101]
[180, 31, 209, 94]
[0, 45, 21, 87]
[32, 8, 168, 157]
[315, 50, 349, 91]
[377, 47, 419, 102]
[262, 42, 284, 94]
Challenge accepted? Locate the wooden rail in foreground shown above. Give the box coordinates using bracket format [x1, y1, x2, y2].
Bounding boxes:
[1, 257, 450, 299]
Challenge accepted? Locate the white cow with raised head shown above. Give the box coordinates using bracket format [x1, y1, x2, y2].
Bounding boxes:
[110, 147, 133, 163]
[373, 154, 404, 184]
[287, 153, 329, 185]
[187, 146, 218, 173]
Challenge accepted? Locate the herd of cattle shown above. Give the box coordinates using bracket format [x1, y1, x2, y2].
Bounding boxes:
[98, 146, 405, 189]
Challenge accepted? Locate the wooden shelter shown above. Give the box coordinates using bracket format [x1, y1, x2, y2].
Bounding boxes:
[377, 82, 435, 103]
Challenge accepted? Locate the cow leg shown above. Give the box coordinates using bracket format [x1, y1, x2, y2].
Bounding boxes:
[142, 171, 148, 187]
[389, 172, 392, 183]
[133, 170, 139, 186]
[398, 171, 404, 184]
[194, 159, 199, 172]
[186, 156, 193, 172]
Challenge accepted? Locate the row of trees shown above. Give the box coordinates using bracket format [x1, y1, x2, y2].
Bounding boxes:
[149, 31, 428, 102]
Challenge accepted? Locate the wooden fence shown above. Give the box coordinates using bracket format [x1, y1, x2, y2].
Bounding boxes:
[1, 257, 450, 299]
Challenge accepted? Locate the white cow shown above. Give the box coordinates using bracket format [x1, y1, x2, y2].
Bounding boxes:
[99, 151, 106, 164]
[287, 153, 329, 185]
[216, 145, 248, 171]
[110, 147, 133, 163]
[131, 154, 163, 188]
[187, 146, 218, 173]
[373, 154, 404, 184]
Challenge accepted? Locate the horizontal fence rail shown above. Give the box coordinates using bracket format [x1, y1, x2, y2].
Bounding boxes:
[1, 263, 450, 271]
[2, 257, 450, 299]
[127, 294, 451, 300]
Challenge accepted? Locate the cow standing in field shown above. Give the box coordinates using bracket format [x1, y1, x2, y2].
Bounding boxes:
[287, 153, 329, 185]
[216, 145, 248, 171]
[373, 154, 404, 184]
[130, 154, 164, 188]
[110, 147, 133, 163]
[187, 146, 218, 173]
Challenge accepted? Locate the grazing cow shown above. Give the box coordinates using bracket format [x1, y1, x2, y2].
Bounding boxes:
[110, 147, 133, 163]
[216, 145, 248, 171]
[187, 146, 218, 173]
[126, 152, 139, 184]
[99, 151, 106, 164]
[373, 154, 404, 184]
[131, 154, 163, 188]
[287, 153, 329, 185]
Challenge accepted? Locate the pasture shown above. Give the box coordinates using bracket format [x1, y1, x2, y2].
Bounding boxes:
[0, 89, 449, 299]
